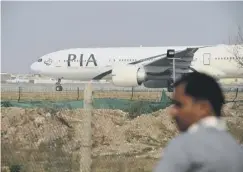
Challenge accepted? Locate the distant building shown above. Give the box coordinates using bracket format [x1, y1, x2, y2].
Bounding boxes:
[1, 73, 11, 83]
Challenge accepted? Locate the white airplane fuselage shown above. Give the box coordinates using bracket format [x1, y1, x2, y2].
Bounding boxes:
[30, 44, 243, 82]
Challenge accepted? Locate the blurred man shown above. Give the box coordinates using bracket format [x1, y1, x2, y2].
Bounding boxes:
[154, 71, 243, 172]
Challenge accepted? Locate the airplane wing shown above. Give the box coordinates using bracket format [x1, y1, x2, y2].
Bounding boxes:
[139, 47, 202, 89]
[142, 47, 200, 76]
[93, 46, 204, 80]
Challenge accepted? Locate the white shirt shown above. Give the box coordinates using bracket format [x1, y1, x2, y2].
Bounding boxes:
[187, 116, 227, 134]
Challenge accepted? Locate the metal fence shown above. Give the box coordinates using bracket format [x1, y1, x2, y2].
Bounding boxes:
[1, 83, 243, 92]
[1, 83, 243, 103]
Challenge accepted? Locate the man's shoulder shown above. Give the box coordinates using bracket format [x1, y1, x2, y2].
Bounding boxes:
[166, 128, 243, 159]
[164, 133, 190, 151]
[168, 127, 237, 147]
[170, 127, 243, 153]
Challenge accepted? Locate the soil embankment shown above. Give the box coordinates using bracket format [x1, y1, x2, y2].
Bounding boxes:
[1, 102, 243, 172]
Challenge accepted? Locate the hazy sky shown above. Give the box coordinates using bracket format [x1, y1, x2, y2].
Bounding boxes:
[2, 1, 243, 73]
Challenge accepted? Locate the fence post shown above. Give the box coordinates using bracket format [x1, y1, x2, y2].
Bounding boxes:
[77, 87, 80, 100]
[232, 88, 239, 103]
[80, 83, 93, 172]
[18, 86, 22, 102]
[131, 87, 134, 100]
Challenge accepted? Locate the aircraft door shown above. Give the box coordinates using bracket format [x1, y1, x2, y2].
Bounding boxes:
[203, 53, 211, 65]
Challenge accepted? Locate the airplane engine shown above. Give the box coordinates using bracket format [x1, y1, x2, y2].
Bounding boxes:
[143, 80, 168, 88]
[111, 64, 147, 87]
[143, 79, 174, 92]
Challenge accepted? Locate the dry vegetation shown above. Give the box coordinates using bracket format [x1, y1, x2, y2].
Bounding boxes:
[1, 101, 243, 172]
[1, 90, 243, 102]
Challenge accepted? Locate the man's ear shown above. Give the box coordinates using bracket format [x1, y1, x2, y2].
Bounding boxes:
[198, 100, 212, 116]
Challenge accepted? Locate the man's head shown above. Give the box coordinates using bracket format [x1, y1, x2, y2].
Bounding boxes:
[169, 71, 225, 132]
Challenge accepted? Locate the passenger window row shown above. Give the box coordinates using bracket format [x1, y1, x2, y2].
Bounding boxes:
[215, 57, 243, 60]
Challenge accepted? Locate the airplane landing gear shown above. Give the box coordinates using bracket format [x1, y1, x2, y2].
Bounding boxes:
[55, 78, 63, 91]
[56, 85, 63, 91]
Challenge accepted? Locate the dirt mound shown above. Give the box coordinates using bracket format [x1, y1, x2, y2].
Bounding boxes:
[2, 104, 242, 156]
[1, 102, 242, 171]
[1, 107, 177, 158]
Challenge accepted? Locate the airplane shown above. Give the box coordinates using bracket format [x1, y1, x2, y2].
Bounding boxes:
[30, 44, 243, 92]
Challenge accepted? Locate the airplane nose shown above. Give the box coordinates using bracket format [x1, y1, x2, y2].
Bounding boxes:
[30, 62, 41, 73]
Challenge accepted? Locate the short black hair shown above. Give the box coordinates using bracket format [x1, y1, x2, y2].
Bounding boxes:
[173, 71, 225, 117]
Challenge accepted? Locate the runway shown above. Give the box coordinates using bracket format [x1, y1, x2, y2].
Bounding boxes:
[1, 83, 243, 92]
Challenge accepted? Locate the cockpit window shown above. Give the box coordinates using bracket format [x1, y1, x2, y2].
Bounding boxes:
[38, 58, 42, 62]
